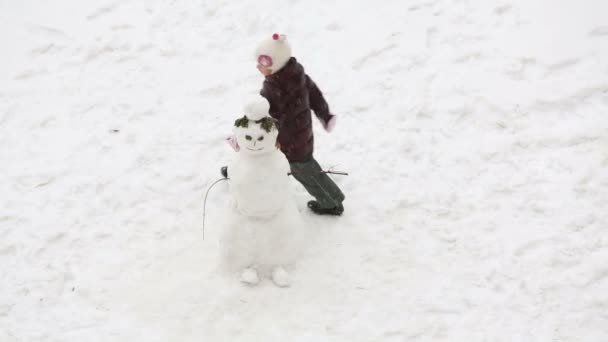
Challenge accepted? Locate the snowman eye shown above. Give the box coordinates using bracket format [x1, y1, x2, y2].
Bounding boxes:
[258, 136, 264, 141]
[245, 135, 252, 141]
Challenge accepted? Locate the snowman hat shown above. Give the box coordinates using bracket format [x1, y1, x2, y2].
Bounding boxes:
[255, 33, 292, 74]
[234, 96, 276, 133]
[244, 96, 271, 121]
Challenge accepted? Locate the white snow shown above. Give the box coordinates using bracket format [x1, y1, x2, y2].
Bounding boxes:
[1, 0, 607, 341]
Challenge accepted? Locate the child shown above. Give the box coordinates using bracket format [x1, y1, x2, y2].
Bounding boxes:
[254, 33, 345, 216]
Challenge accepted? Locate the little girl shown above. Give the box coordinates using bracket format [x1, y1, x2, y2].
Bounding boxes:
[254, 33, 345, 216]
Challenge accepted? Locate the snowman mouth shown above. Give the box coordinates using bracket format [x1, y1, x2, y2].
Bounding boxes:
[246, 147, 265, 151]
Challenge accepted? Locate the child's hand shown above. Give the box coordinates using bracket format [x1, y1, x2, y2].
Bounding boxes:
[322, 115, 337, 133]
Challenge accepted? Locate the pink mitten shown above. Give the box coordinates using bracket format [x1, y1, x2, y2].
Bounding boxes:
[226, 134, 240, 152]
[323, 115, 337, 133]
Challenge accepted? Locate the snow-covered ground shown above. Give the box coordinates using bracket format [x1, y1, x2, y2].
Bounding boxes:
[1, 0, 607, 340]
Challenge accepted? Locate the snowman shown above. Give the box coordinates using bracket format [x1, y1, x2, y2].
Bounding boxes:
[220, 96, 304, 287]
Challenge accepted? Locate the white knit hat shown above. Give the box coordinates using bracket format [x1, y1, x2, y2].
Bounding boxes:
[254, 33, 292, 74]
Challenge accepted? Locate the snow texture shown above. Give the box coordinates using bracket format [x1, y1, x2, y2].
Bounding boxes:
[1, 0, 608, 341]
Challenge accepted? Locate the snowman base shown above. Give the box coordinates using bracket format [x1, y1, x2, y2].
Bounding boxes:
[221, 198, 304, 288]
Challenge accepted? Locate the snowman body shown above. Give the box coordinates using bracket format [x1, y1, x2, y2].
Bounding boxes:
[220, 99, 304, 285]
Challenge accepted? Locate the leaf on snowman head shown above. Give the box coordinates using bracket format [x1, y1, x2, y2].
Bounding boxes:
[255, 117, 276, 133]
[234, 115, 249, 128]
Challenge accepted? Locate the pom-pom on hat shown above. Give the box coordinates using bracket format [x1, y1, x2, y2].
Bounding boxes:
[255, 33, 292, 74]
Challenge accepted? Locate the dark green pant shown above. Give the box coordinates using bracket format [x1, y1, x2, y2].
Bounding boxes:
[290, 157, 345, 209]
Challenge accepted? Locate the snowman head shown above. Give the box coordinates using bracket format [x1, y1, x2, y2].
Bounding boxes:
[233, 97, 278, 156]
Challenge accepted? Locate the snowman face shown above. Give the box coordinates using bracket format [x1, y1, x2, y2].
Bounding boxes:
[235, 122, 278, 156]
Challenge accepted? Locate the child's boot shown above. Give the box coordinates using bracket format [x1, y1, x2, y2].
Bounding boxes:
[307, 200, 344, 216]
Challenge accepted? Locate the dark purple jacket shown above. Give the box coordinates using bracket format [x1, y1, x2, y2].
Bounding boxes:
[260, 57, 333, 162]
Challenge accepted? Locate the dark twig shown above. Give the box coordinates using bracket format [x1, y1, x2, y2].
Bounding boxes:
[287, 170, 349, 176]
[202, 177, 228, 240]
